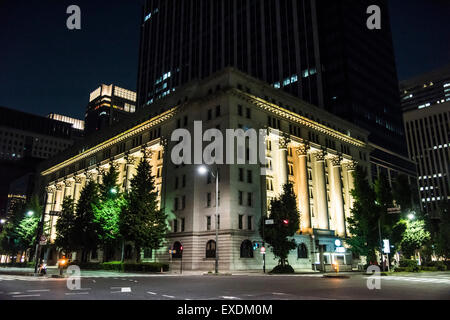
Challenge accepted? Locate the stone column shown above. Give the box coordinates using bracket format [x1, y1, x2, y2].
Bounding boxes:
[345, 161, 358, 209]
[314, 151, 329, 230]
[125, 156, 136, 191]
[330, 156, 346, 237]
[73, 176, 83, 203]
[44, 186, 55, 214]
[297, 144, 311, 231]
[98, 166, 107, 185]
[64, 180, 74, 200]
[277, 137, 289, 192]
[51, 183, 64, 241]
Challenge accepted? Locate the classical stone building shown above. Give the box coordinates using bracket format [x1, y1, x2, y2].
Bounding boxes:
[39, 68, 370, 271]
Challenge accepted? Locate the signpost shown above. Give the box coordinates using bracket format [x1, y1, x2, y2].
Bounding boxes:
[383, 239, 391, 272]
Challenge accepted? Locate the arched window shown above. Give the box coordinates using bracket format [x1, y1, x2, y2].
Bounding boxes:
[206, 240, 216, 258]
[298, 243, 308, 259]
[240, 240, 254, 258]
[172, 241, 183, 259]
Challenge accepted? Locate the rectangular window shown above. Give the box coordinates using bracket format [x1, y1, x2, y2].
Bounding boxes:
[238, 105, 243, 116]
[182, 196, 186, 210]
[181, 218, 185, 232]
[247, 216, 252, 230]
[173, 219, 178, 233]
[246, 108, 251, 119]
[247, 170, 253, 183]
[182, 175, 186, 188]
[239, 191, 243, 205]
[175, 177, 179, 189]
[217, 215, 220, 230]
[239, 215, 243, 230]
[207, 216, 211, 231]
[239, 168, 244, 181]
[247, 192, 253, 207]
[207, 109, 212, 120]
[207, 193, 212, 207]
[174, 198, 179, 211]
[215, 105, 221, 117]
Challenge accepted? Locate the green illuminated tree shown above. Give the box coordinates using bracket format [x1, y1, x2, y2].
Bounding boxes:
[346, 166, 381, 264]
[259, 184, 300, 270]
[55, 196, 78, 254]
[400, 219, 430, 259]
[120, 158, 168, 262]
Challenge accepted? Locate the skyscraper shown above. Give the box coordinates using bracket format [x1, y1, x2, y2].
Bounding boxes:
[85, 84, 137, 135]
[136, 0, 414, 183]
[400, 64, 450, 112]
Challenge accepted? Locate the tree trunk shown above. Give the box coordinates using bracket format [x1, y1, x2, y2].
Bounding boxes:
[121, 240, 125, 262]
[135, 245, 141, 263]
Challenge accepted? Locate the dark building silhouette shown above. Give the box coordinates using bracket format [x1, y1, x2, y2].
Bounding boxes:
[136, 0, 414, 183]
[0, 106, 80, 217]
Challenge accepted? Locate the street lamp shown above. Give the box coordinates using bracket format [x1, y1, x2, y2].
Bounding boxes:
[110, 187, 118, 195]
[198, 165, 219, 274]
[0, 219, 6, 224]
[408, 213, 415, 221]
[26, 210, 34, 217]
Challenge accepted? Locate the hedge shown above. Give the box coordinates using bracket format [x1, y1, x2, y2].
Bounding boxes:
[68, 261, 169, 273]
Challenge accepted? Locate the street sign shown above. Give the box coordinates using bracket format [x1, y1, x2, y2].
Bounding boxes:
[260, 247, 266, 254]
[387, 207, 401, 214]
[265, 219, 274, 225]
[383, 239, 391, 254]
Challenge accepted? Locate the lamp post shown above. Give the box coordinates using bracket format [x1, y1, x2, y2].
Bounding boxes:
[198, 165, 219, 274]
[33, 193, 48, 275]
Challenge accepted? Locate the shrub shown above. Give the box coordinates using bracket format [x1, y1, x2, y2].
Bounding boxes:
[394, 267, 406, 272]
[270, 264, 295, 274]
[420, 266, 438, 272]
[424, 261, 447, 271]
[399, 259, 417, 269]
[67, 261, 169, 273]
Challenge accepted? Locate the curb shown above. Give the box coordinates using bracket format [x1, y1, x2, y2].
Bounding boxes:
[323, 274, 351, 279]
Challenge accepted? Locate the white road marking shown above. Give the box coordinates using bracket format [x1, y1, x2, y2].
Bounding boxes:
[13, 294, 40, 298]
[121, 287, 132, 292]
[7, 292, 22, 295]
[272, 292, 288, 295]
[27, 289, 50, 293]
[221, 296, 241, 300]
[147, 291, 157, 295]
[162, 294, 175, 298]
[65, 292, 89, 295]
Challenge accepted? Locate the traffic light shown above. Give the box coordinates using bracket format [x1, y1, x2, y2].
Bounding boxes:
[252, 241, 260, 250]
[282, 219, 289, 226]
[180, 245, 183, 251]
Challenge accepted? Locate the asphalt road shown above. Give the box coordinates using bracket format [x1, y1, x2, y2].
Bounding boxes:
[1, 272, 449, 300]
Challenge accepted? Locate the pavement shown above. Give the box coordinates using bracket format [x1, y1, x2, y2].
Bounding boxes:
[1, 268, 449, 300]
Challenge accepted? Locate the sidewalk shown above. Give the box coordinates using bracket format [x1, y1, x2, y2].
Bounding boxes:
[0, 266, 360, 278]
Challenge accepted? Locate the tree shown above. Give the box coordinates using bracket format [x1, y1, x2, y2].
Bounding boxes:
[93, 165, 125, 261]
[0, 197, 41, 261]
[400, 219, 431, 259]
[259, 184, 300, 268]
[16, 196, 41, 256]
[75, 180, 101, 262]
[346, 166, 381, 264]
[55, 196, 77, 255]
[120, 158, 168, 262]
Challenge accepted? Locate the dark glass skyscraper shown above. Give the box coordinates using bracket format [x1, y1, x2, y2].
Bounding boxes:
[137, 0, 414, 181]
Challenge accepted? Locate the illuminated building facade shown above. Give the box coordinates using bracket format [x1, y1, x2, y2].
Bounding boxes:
[39, 69, 370, 271]
[85, 84, 137, 135]
[403, 101, 450, 218]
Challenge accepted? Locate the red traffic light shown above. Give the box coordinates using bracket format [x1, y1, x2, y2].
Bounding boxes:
[283, 219, 289, 225]
[180, 246, 183, 251]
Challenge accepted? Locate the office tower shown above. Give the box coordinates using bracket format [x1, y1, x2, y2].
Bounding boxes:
[137, 0, 414, 183]
[403, 101, 450, 217]
[0, 106, 78, 216]
[400, 64, 450, 112]
[85, 84, 137, 135]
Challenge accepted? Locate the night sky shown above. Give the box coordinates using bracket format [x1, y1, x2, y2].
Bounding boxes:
[0, 0, 449, 120]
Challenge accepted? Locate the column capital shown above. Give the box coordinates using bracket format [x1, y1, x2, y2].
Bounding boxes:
[330, 156, 342, 167]
[55, 183, 64, 191]
[85, 171, 96, 181]
[64, 180, 74, 188]
[109, 160, 120, 171]
[46, 186, 56, 194]
[74, 176, 83, 184]
[98, 166, 108, 176]
[296, 144, 310, 157]
[142, 147, 153, 160]
[126, 155, 136, 165]
[278, 136, 290, 150]
[313, 150, 327, 162]
[344, 160, 358, 171]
